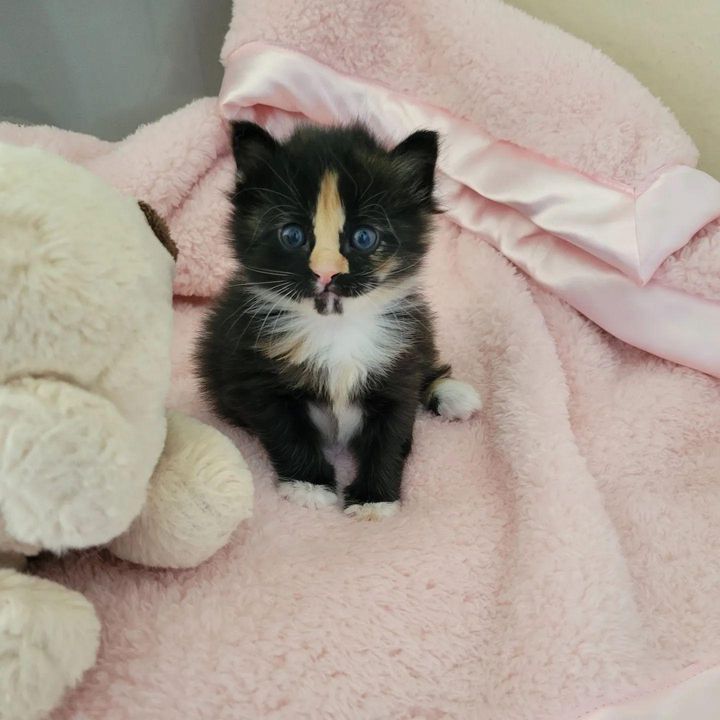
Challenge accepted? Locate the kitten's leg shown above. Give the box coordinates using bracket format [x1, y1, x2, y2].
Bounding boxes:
[233, 393, 338, 509]
[344, 397, 416, 520]
[424, 366, 482, 421]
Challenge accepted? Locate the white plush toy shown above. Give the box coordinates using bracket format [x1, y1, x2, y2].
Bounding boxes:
[0, 143, 253, 720]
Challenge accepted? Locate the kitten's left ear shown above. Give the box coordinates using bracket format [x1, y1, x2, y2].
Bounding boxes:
[231, 120, 279, 179]
[390, 130, 439, 209]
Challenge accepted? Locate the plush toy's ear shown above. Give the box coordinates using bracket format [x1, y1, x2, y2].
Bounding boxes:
[138, 201, 178, 260]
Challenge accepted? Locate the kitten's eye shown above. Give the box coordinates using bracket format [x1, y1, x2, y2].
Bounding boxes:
[350, 226, 379, 252]
[279, 223, 306, 249]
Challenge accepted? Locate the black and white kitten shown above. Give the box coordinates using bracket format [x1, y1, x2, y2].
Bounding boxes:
[197, 121, 480, 520]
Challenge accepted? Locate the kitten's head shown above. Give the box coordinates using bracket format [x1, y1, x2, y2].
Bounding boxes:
[228, 121, 439, 315]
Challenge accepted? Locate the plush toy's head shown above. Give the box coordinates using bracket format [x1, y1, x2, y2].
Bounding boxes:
[0, 143, 252, 720]
[0, 143, 176, 553]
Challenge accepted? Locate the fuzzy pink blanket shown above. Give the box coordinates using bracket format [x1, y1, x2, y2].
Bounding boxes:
[4, 1, 720, 718]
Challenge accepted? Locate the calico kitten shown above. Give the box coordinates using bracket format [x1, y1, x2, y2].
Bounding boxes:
[196, 121, 481, 520]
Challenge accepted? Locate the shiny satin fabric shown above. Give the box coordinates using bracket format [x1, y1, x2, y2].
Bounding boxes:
[220, 42, 720, 378]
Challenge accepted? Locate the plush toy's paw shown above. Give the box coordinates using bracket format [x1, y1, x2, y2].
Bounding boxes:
[109, 411, 253, 569]
[0, 570, 100, 720]
[0, 518, 40, 563]
[278, 480, 338, 509]
[344, 501, 400, 521]
[0, 378, 146, 552]
[427, 378, 482, 421]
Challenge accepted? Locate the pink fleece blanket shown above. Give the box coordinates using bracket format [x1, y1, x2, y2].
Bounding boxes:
[4, 1, 720, 718]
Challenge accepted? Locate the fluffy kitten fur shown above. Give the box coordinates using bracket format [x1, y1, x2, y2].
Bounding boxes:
[196, 121, 480, 519]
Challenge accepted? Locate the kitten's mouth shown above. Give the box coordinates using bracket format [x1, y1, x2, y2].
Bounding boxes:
[314, 289, 343, 315]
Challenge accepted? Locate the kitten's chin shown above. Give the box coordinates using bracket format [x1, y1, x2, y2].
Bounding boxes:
[314, 290, 343, 315]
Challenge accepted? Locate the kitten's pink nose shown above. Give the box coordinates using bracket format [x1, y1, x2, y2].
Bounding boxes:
[314, 270, 339, 291]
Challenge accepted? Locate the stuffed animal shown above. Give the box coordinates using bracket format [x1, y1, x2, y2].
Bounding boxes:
[0, 143, 253, 720]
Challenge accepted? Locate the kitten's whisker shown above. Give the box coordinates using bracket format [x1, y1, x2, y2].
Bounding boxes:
[362, 203, 400, 242]
[223, 304, 246, 334]
[255, 294, 290, 344]
[229, 280, 295, 288]
[241, 266, 296, 278]
[232, 186, 300, 206]
[359, 188, 387, 207]
[328, 147, 358, 197]
[255, 156, 303, 206]
[269, 289, 300, 336]
[245, 205, 287, 251]
[358, 167, 376, 204]
[386, 257, 426, 279]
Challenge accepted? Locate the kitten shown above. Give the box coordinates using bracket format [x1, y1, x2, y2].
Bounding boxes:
[196, 121, 481, 520]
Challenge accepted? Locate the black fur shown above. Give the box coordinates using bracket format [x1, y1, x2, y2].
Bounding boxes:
[196, 122, 453, 508]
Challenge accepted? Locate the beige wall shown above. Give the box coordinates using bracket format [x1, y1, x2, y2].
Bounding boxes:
[508, 0, 720, 179]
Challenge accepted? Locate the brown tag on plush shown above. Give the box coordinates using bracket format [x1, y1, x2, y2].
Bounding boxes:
[138, 201, 178, 260]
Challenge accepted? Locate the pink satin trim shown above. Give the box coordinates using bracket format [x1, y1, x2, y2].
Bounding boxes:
[220, 42, 720, 378]
[577, 663, 720, 719]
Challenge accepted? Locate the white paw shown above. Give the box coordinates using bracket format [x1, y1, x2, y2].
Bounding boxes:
[344, 501, 400, 521]
[432, 378, 482, 421]
[278, 480, 338, 509]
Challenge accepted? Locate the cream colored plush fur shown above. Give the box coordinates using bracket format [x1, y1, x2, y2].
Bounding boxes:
[0, 143, 253, 720]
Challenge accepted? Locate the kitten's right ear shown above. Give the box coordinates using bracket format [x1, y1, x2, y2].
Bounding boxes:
[231, 121, 278, 178]
[390, 130, 439, 210]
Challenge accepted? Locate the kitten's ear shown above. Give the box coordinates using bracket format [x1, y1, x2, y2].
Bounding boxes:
[390, 130, 439, 209]
[231, 121, 278, 178]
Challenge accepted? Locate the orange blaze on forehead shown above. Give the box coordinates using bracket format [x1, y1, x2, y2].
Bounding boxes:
[310, 171, 348, 276]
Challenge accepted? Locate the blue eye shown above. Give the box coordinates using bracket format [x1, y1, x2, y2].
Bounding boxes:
[279, 223, 306, 249]
[350, 226, 379, 252]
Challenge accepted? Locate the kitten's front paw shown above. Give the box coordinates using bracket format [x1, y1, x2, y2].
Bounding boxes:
[344, 502, 400, 521]
[430, 378, 482, 421]
[278, 480, 338, 509]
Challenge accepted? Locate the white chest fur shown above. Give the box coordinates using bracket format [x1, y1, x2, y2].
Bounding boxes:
[261, 287, 412, 405]
[308, 401, 363, 445]
[305, 309, 398, 403]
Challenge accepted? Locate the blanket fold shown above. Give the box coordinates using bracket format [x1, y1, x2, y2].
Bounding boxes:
[219, 41, 720, 379]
